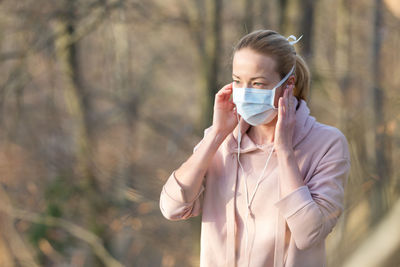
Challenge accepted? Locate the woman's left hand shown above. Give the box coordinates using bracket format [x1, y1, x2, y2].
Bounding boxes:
[274, 85, 296, 153]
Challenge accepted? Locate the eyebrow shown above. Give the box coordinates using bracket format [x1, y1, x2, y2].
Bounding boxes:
[232, 74, 270, 81]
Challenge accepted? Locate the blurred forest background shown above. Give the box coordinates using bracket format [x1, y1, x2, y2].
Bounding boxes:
[0, 0, 399, 266]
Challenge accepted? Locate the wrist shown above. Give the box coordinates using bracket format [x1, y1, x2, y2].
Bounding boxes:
[211, 126, 231, 138]
[210, 127, 230, 144]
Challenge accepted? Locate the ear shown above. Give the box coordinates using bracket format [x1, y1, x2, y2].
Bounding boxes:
[287, 75, 296, 87]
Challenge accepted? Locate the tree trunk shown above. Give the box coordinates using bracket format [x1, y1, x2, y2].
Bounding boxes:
[331, 1, 356, 265]
[370, 0, 391, 227]
[53, 0, 104, 263]
[111, 4, 133, 203]
[299, 0, 315, 59]
[200, 0, 223, 130]
[279, 0, 288, 32]
[54, 0, 96, 188]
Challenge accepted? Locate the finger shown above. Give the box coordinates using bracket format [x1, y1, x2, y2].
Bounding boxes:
[289, 86, 295, 114]
[286, 88, 290, 117]
[217, 83, 233, 96]
[278, 96, 283, 121]
[216, 85, 233, 103]
[233, 105, 239, 116]
[222, 87, 233, 101]
[287, 88, 292, 114]
[219, 88, 232, 98]
[283, 88, 288, 115]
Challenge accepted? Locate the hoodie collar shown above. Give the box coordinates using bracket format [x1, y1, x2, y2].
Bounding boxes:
[225, 97, 315, 154]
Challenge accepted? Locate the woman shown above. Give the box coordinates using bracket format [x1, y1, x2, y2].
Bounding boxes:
[159, 30, 351, 267]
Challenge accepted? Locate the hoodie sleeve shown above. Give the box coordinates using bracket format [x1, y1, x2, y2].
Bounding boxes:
[159, 127, 212, 221]
[159, 170, 205, 221]
[274, 128, 351, 250]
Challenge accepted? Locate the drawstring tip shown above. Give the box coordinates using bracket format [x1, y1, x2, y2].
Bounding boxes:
[247, 207, 255, 218]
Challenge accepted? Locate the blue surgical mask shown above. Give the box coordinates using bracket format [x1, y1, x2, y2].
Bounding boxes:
[232, 65, 295, 126]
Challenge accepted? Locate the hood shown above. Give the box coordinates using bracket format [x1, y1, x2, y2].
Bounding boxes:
[225, 97, 316, 154]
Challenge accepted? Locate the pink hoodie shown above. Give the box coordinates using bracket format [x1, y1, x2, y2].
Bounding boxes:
[159, 98, 351, 267]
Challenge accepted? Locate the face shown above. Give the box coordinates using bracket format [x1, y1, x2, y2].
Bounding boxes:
[232, 48, 292, 108]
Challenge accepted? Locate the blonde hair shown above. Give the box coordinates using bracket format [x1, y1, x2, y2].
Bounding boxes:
[233, 30, 310, 102]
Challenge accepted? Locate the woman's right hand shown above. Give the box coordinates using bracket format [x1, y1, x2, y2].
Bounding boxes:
[212, 83, 239, 136]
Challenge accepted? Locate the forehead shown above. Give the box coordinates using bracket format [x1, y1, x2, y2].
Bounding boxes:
[232, 48, 278, 79]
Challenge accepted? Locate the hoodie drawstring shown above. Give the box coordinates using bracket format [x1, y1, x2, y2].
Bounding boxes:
[235, 112, 276, 266]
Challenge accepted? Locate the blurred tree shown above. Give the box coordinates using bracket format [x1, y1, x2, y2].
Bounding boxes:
[176, 0, 223, 131]
[342, 198, 400, 267]
[299, 0, 315, 59]
[244, 0, 255, 33]
[370, 0, 391, 227]
[259, 0, 280, 30]
[54, 0, 96, 188]
[279, 0, 288, 32]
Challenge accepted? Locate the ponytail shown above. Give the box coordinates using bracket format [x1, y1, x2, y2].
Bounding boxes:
[294, 54, 310, 102]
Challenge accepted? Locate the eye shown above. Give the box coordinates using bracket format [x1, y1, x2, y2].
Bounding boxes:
[233, 80, 241, 86]
[253, 82, 266, 87]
